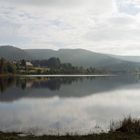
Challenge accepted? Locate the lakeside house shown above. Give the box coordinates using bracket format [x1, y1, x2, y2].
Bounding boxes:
[26, 62, 33, 68]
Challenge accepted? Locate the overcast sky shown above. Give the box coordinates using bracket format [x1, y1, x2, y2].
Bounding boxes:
[1, 0, 140, 55]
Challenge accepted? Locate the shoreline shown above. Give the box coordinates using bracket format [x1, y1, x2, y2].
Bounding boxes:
[0, 131, 140, 140]
[1, 116, 140, 139]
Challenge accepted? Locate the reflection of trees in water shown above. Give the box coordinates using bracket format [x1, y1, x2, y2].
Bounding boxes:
[0, 76, 95, 92]
[1, 75, 140, 102]
[32, 77, 81, 90]
[16, 78, 27, 90]
[0, 77, 16, 93]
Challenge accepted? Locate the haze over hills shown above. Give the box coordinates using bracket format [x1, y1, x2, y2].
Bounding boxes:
[26, 48, 122, 68]
[112, 55, 140, 63]
[0, 45, 140, 71]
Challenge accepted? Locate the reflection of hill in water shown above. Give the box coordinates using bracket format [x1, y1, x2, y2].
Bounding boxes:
[0, 75, 140, 102]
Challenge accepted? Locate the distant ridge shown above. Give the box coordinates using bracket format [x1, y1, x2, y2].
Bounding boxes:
[0, 45, 30, 60]
[1, 45, 140, 71]
[26, 48, 122, 68]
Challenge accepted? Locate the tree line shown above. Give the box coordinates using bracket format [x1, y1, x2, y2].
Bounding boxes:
[0, 57, 106, 75]
[31, 57, 105, 74]
[0, 58, 17, 74]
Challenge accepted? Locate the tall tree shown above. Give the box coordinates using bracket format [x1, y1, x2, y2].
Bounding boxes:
[0, 58, 5, 74]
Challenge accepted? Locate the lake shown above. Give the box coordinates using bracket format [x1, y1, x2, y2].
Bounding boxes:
[0, 75, 140, 135]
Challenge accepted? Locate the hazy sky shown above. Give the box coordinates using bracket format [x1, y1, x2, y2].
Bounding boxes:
[1, 0, 140, 55]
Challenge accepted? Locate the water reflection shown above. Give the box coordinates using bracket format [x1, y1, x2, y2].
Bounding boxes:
[0, 75, 140, 102]
[0, 75, 140, 135]
[0, 77, 86, 92]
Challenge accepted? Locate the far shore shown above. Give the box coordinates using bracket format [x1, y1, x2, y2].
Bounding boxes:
[23, 74, 117, 77]
[0, 74, 117, 77]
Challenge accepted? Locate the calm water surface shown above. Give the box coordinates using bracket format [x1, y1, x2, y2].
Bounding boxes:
[0, 75, 140, 135]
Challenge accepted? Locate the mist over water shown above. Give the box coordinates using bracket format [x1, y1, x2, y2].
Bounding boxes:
[0, 75, 140, 135]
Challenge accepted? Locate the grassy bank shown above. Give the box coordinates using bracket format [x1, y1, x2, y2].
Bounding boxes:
[1, 117, 140, 140]
[1, 131, 140, 140]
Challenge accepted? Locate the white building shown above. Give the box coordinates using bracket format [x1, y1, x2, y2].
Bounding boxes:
[26, 62, 33, 67]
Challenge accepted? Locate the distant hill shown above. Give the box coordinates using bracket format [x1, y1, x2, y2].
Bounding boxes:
[1, 45, 140, 72]
[26, 49, 123, 68]
[26, 48, 140, 71]
[0, 45, 30, 60]
[112, 55, 140, 63]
